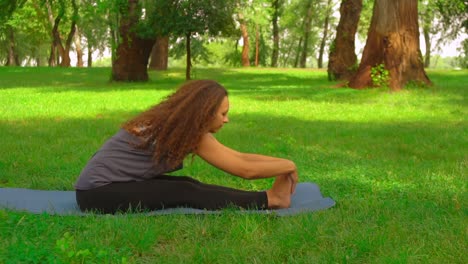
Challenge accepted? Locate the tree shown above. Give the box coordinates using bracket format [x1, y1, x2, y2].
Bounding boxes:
[233, 0, 270, 67]
[426, 0, 467, 67]
[238, 12, 250, 66]
[78, 0, 112, 67]
[42, 0, 79, 67]
[328, 0, 363, 81]
[348, 0, 431, 90]
[148, 36, 169, 70]
[316, 0, 335, 69]
[299, 0, 314, 68]
[150, 0, 236, 80]
[270, 0, 283, 67]
[0, 0, 27, 66]
[111, 0, 155, 81]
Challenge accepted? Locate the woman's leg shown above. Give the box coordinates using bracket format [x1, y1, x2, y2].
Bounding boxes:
[76, 175, 269, 214]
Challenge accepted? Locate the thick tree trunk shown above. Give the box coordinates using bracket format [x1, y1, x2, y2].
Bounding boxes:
[112, 0, 155, 82]
[348, 0, 431, 91]
[6, 26, 19, 66]
[185, 33, 192, 80]
[271, 0, 281, 67]
[300, 0, 313, 68]
[239, 16, 250, 67]
[328, 0, 362, 81]
[317, 0, 333, 69]
[149, 36, 169, 70]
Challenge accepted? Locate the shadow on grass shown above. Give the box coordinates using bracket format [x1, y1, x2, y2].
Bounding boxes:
[2, 67, 465, 110]
[0, 112, 464, 211]
[0, 67, 185, 92]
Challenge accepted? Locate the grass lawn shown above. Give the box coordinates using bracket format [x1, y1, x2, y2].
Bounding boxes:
[0, 66, 466, 263]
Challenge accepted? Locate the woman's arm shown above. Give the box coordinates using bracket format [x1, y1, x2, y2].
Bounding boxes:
[195, 133, 297, 181]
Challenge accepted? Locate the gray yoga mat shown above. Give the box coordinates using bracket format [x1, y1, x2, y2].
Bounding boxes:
[0, 182, 335, 216]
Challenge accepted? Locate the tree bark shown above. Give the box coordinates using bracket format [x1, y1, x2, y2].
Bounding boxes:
[300, 0, 313, 68]
[317, 0, 333, 69]
[74, 26, 84, 67]
[112, 0, 155, 82]
[271, 0, 281, 67]
[239, 14, 250, 67]
[328, 0, 362, 81]
[423, 27, 431, 68]
[59, 0, 78, 67]
[87, 41, 93, 67]
[46, 0, 60, 67]
[149, 36, 169, 70]
[49, 15, 63, 66]
[6, 25, 19, 66]
[348, 0, 431, 91]
[294, 37, 303, 68]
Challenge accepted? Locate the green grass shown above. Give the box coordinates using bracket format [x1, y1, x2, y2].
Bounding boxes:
[0, 66, 466, 263]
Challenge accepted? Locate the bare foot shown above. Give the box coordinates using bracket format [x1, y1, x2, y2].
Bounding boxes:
[266, 174, 292, 209]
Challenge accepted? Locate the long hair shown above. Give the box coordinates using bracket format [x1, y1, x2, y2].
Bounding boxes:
[122, 80, 228, 168]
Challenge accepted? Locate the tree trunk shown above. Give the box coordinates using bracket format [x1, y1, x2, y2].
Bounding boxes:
[328, 0, 362, 81]
[6, 25, 19, 66]
[74, 26, 84, 67]
[51, 15, 66, 66]
[300, 0, 313, 68]
[239, 15, 250, 67]
[283, 39, 294, 67]
[294, 37, 303, 68]
[423, 27, 431, 68]
[271, 0, 281, 67]
[87, 42, 93, 67]
[255, 24, 259, 66]
[317, 0, 333, 69]
[348, 0, 431, 91]
[149, 36, 169, 70]
[48, 43, 56, 66]
[112, 0, 155, 82]
[59, 0, 78, 67]
[185, 32, 192, 80]
[45, 0, 56, 66]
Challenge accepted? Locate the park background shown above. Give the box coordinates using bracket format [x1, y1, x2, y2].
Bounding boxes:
[1, 0, 467, 263]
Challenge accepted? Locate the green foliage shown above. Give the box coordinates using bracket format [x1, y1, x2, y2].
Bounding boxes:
[147, 0, 237, 37]
[370, 63, 390, 87]
[169, 35, 213, 65]
[357, 0, 374, 41]
[435, 0, 468, 32]
[0, 0, 49, 65]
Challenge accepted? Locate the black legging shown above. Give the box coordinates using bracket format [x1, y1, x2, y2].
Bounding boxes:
[75, 175, 268, 214]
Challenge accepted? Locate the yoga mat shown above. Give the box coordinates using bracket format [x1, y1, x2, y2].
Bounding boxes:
[0, 182, 335, 216]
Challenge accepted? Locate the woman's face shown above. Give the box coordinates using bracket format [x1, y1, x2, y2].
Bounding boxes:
[209, 96, 229, 133]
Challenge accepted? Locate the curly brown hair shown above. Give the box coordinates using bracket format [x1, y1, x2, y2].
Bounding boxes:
[122, 80, 228, 169]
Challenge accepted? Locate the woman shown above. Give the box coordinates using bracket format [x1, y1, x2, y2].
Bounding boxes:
[75, 80, 298, 213]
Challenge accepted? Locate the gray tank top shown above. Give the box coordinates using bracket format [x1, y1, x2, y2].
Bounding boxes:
[74, 129, 183, 190]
